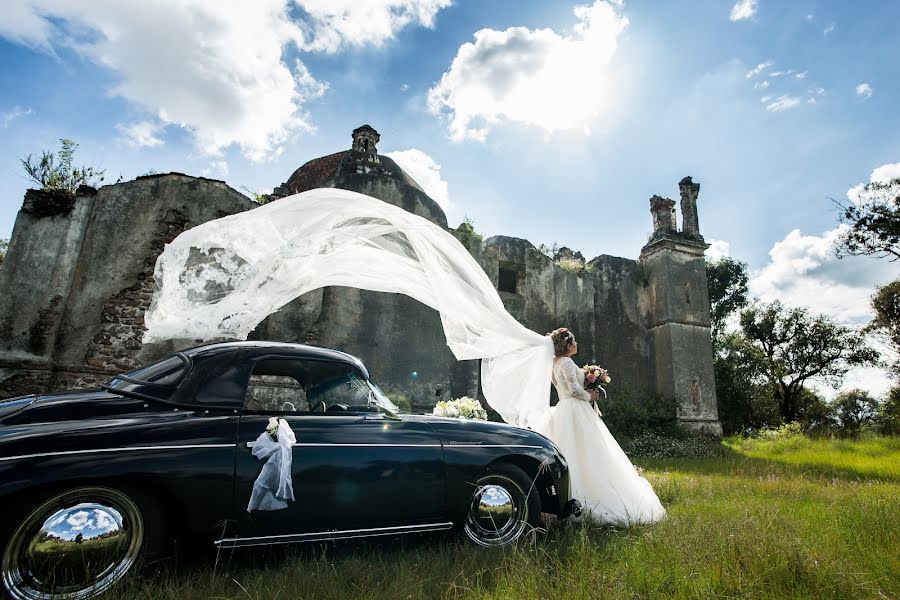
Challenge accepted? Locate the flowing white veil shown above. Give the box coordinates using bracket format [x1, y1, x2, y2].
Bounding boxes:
[143, 188, 554, 428]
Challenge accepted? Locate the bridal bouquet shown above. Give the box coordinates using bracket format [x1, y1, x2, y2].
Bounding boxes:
[582, 364, 611, 416]
[582, 364, 611, 390]
[433, 396, 488, 420]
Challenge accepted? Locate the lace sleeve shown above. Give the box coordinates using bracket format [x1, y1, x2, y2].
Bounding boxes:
[560, 359, 591, 401]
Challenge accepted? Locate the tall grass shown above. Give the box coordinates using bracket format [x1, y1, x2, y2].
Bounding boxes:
[107, 436, 900, 600]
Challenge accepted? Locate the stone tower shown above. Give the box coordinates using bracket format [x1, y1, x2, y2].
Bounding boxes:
[640, 178, 722, 435]
[352, 124, 380, 155]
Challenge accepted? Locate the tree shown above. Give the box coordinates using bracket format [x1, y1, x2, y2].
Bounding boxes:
[714, 332, 780, 434]
[706, 257, 749, 340]
[796, 388, 838, 437]
[739, 301, 881, 422]
[865, 279, 900, 376]
[834, 177, 900, 261]
[0, 238, 7, 267]
[833, 389, 879, 436]
[20, 138, 105, 193]
[876, 385, 900, 435]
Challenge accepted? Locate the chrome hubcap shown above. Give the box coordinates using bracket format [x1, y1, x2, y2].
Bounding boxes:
[464, 477, 526, 546]
[2, 487, 143, 600]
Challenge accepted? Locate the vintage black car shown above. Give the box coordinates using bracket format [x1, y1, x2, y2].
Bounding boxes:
[0, 342, 577, 599]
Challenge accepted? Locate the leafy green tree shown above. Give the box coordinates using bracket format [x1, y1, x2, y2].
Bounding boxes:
[834, 177, 900, 261]
[714, 332, 780, 434]
[20, 138, 105, 193]
[739, 301, 880, 422]
[876, 385, 900, 435]
[865, 279, 900, 377]
[796, 388, 838, 437]
[833, 389, 880, 436]
[706, 257, 749, 340]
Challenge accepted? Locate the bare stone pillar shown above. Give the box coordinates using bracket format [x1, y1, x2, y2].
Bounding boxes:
[649, 195, 677, 236]
[679, 176, 702, 239]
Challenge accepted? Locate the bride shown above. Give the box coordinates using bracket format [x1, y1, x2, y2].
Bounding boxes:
[543, 327, 666, 525]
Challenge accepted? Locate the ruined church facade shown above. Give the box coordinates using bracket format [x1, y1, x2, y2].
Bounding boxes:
[0, 125, 722, 435]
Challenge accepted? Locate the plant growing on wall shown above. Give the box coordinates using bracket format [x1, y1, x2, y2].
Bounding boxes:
[20, 138, 105, 193]
[0, 238, 7, 267]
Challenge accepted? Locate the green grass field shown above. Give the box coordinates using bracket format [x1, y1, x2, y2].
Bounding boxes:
[109, 436, 900, 600]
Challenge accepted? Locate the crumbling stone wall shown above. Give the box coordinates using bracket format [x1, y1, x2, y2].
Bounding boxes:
[0, 174, 255, 398]
[84, 209, 189, 373]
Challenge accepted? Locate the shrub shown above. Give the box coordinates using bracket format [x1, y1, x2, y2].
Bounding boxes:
[622, 431, 725, 458]
[20, 138, 105, 193]
[600, 386, 680, 440]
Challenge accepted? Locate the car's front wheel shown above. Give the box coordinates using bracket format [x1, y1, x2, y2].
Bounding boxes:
[1, 486, 155, 600]
[463, 463, 541, 547]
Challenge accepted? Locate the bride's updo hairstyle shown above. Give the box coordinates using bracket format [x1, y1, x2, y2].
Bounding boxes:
[548, 327, 575, 357]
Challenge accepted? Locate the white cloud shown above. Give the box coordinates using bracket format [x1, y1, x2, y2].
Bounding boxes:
[400, 83, 409, 92]
[753, 80, 769, 89]
[201, 160, 229, 179]
[870, 162, 900, 183]
[823, 22, 835, 35]
[806, 13, 814, 21]
[427, 0, 629, 141]
[765, 95, 802, 112]
[856, 82, 873, 100]
[745, 61, 771, 78]
[750, 226, 895, 326]
[0, 1, 449, 161]
[385, 148, 452, 211]
[294, 0, 452, 53]
[846, 161, 900, 204]
[749, 223, 897, 400]
[1, 105, 33, 127]
[116, 121, 164, 148]
[729, 0, 758, 22]
[705, 239, 731, 261]
[795, 71, 807, 80]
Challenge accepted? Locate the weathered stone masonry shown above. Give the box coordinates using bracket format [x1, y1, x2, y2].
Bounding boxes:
[0, 126, 722, 435]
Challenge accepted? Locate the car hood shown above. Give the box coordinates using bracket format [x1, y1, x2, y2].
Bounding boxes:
[0, 389, 146, 425]
[407, 414, 557, 449]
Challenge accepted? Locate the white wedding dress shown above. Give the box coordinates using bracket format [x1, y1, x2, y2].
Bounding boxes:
[545, 357, 666, 525]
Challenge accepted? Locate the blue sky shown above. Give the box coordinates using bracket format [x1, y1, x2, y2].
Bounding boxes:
[1, 0, 898, 395]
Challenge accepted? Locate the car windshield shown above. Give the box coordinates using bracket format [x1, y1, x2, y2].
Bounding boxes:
[105, 353, 190, 399]
[367, 380, 400, 414]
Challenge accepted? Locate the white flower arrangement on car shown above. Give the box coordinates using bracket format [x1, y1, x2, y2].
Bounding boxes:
[433, 396, 488, 420]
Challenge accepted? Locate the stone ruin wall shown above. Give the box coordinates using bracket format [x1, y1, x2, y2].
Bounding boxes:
[0, 171, 720, 434]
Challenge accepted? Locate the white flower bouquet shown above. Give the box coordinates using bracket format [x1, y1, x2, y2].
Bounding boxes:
[433, 396, 488, 420]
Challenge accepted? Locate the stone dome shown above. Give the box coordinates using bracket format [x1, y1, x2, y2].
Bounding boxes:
[272, 125, 447, 227]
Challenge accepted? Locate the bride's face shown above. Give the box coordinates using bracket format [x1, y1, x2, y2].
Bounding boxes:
[568, 338, 577, 356]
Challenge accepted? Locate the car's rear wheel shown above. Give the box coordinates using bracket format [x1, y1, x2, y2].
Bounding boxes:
[463, 464, 541, 547]
[1, 486, 155, 600]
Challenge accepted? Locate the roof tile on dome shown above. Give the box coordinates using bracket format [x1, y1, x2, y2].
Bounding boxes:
[285, 151, 349, 195]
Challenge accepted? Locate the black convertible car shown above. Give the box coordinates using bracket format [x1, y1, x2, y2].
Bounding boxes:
[0, 342, 577, 600]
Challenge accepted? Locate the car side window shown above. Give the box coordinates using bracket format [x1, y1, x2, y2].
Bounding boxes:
[306, 374, 370, 408]
[245, 374, 307, 412]
[242, 358, 369, 414]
